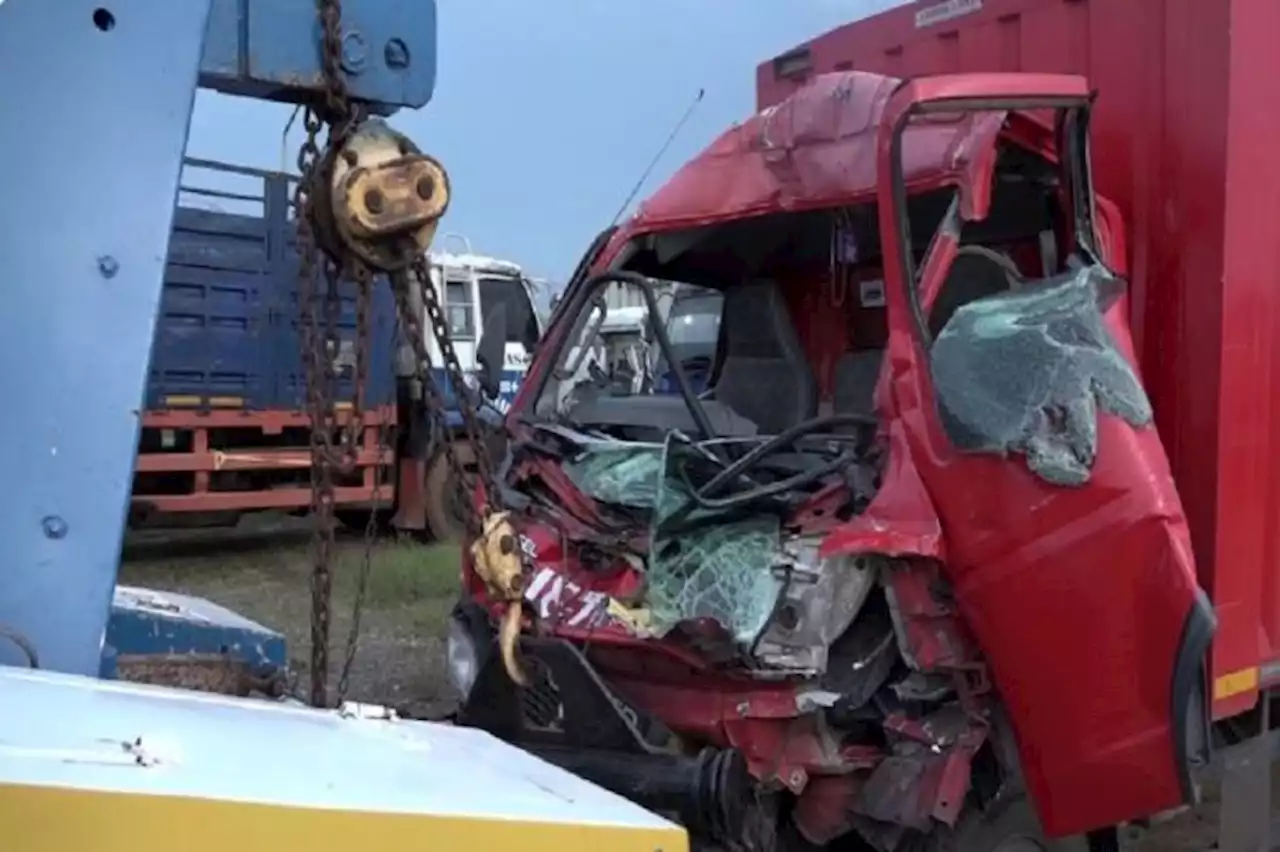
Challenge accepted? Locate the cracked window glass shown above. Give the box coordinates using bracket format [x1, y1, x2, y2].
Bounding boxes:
[562, 441, 665, 509]
[929, 264, 1153, 486]
[647, 435, 783, 643]
[563, 435, 786, 643]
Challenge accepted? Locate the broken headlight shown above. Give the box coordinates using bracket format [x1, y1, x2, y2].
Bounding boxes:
[446, 614, 480, 699]
[752, 545, 882, 677]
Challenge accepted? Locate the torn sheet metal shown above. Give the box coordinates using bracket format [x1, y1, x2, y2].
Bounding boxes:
[929, 264, 1153, 485]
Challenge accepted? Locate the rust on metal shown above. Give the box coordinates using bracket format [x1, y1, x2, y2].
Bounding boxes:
[115, 653, 285, 697]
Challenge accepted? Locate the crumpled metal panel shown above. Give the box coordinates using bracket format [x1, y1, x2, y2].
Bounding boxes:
[931, 264, 1153, 486]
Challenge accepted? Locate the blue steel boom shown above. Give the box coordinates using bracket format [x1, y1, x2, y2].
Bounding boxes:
[0, 2, 686, 848]
[0, 0, 434, 679]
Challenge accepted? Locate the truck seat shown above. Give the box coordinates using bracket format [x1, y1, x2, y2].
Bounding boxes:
[713, 280, 818, 434]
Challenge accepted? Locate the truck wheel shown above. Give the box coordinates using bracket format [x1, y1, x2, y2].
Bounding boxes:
[941, 798, 1088, 852]
[424, 440, 477, 543]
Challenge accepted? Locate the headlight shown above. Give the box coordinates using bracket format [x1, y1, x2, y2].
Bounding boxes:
[445, 615, 480, 699]
[752, 549, 882, 676]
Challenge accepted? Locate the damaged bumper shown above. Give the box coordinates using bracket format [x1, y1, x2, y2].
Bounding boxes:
[455, 631, 757, 847]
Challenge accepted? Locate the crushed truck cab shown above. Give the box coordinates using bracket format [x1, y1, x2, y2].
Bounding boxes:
[452, 71, 1212, 851]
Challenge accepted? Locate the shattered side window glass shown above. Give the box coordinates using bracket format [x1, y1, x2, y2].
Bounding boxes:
[929, 264, 1153, 486]
[646, 435, 783, 643]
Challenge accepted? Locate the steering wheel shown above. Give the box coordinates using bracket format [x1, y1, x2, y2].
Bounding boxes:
[660, 413, 878, 530]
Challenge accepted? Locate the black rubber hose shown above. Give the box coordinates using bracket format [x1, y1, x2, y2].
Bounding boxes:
[683, 450, 857, 511]
[696, 412, 876, 501]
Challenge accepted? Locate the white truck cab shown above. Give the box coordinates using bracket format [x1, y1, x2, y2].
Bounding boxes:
[397, 241, 545, 540]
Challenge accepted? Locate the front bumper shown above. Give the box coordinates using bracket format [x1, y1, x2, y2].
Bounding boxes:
[454, 629, 758, 846]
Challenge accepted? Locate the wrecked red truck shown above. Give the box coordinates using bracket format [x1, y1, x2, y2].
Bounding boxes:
[446, 66, 1220, 852]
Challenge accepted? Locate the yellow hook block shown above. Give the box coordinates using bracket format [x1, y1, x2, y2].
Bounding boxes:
[469, 512, 529, 686]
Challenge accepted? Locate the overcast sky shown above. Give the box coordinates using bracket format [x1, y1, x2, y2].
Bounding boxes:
[185, 1, 910, 283]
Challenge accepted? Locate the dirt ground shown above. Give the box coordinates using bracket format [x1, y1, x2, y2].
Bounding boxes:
[119, 513, 461, 717]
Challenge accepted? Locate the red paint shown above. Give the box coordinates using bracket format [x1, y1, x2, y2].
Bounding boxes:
[489, 70, 1204, 838]
[136, 485, 386, 513]
[756, 0, 1280, 724]
[868, 75, 1198, 836]
[133, 404, 395, 515]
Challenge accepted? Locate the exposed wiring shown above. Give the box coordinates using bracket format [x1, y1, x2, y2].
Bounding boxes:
[0, 623, 39, 669]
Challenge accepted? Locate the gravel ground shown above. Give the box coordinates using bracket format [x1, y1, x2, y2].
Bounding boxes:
[119, 515, 461, 717]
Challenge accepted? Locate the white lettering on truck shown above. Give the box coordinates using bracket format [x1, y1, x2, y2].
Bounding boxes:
[915, 0, 982, 29]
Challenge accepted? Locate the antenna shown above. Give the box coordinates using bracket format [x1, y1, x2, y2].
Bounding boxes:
[609, 88, 706, 226]
[281, 105, 301, 174]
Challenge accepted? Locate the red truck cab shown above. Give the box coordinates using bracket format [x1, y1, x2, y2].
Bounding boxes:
[452, 71, 1212, 851]
[757, 0, 1280, 729]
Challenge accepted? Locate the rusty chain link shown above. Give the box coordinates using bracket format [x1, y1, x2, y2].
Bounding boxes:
[297, 0, 503, 707]
[337, 272, 388, 702]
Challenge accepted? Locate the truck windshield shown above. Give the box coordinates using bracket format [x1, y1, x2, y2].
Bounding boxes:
[478, 276, 539, 351]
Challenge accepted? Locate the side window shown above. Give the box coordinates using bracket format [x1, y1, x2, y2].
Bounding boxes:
[445, 279, 475, 338]
[914, 155, 1153, 487]
[658, 289, 724, 394]
[478, 276, 539, 351]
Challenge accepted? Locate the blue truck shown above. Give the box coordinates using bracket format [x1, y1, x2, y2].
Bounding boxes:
[132, 157, 542, 542]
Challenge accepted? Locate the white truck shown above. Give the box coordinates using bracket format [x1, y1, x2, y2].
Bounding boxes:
[393, 245, 544, 541]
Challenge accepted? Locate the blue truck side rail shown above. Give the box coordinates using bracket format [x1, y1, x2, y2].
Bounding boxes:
[131, 158, 400, 519]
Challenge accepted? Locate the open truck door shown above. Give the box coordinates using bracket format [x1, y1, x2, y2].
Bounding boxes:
[872, 75, 1215, 836]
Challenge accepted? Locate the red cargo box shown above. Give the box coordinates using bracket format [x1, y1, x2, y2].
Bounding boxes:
[758, 0, 1280, 720]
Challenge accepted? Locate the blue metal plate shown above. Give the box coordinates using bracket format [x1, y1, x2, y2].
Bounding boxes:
[0, 0, 212, 675]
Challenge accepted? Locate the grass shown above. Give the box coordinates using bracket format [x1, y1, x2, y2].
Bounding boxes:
[334, 538, 462, 634]
[119, 522, 463, 713]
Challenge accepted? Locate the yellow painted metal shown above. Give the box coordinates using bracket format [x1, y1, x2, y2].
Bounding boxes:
[0, 782, 690, 852]
[1214, 666, 1260, 701]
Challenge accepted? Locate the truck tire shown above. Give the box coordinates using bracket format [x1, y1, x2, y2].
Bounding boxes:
[940, 798, 1088, 852]
[424, 440, 477, 543]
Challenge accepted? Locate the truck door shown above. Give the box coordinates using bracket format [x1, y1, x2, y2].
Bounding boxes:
[873, 76, 1213, 837]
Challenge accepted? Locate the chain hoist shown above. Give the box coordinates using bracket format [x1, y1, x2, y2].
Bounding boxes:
[296, 0, 530, 707]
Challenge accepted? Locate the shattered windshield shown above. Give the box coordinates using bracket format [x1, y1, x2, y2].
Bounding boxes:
[930, 264, 1153, 486]
[562, 435, 783, 643]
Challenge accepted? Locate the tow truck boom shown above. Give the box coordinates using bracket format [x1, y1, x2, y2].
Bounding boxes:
[0, 0, 442, 678]
[0, 2, 686, 849]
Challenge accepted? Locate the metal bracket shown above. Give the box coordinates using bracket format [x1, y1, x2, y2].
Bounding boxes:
[200, 0, 437, 112]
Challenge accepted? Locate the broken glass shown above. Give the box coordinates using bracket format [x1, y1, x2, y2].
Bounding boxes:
[562, 434, 786, 644]
[929, 264, 1153, 486]
[647, 436, 783, 643]
[562, 441, 665, 509]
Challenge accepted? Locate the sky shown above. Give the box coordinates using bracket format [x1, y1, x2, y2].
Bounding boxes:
[184, 0, 910, 286]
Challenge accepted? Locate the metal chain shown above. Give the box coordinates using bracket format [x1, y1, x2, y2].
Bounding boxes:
[337, 268, 385, 702]
[296, 0, 352, 709]
[295, 106, 334, 709]
[387, 256, 503, 543]
[298, 0, 507, 707]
